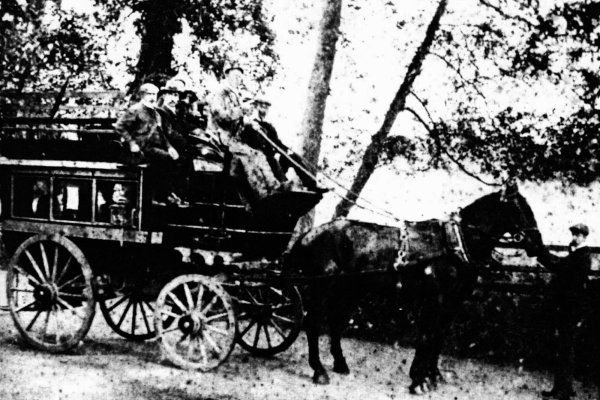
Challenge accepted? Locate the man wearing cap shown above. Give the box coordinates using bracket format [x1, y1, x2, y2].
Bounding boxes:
[114, 83, 181, 204]
[539, 223, 592, 400]
[240, 97, 324, 192]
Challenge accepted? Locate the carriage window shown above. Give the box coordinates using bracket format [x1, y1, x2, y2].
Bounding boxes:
[13, 176, 51, 219]
[53, 179, 92, 222]
[95, 180, 136, 225]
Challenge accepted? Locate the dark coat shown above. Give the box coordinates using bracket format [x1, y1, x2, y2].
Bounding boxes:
[540, 245, 591, 321]
[114, 102, 171, 152]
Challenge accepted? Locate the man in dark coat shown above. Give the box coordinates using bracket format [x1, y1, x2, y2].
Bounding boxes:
[114, 83, 181, 204]
[540, 223, 592, 400]
[240, 97, 323, 191]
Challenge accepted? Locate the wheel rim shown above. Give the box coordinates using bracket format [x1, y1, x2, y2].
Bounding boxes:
[154, 275, 236, 371]
[233, 282, 304, 356]
[99, 288, 156, 341]
[7, 235, 96, 352]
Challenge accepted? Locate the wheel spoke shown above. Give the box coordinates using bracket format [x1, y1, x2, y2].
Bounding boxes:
[116, 299, 133, 328]
[24, 250, 46, 282]
[107, 294, 129, 312]
[26, 310, 43, 331]
[272, 313, 294, 324]
[199, 341, 208, 366]
[58, 292, 85, 299]
[57, 297, 85, 320]
[200, 294, 219, 315]
[263, 324, 273, 348]
[10, 288, 35, 293]
[195, 284, 204, 311]
[167, 291, 188, 313]
[161, 324, 182, 335]
[39, 242, 50, 281]
[51, 245, 59, 282]
[252, 323, 262, 348]
[56, 255, 73, 285]
[244, 287, 261, 305]
[160, 309, 182, 319]
[239, 320, 256, 337]
[205, 324, 228, 336]
[13, 264, 41, 286]
[15, 300, 37, 313]
[58, 274, 83, 290]
[42, 310, 51, 339]
[139, 301, 152, 334]
[143, 301, 155, 313]
[187, 336, 196, 359]
[204, 331, 222, 353]
[131, 300, 138, 334]
[204, 312, 229, 322]
[272, 302, 294, 310]
[269, 318, 287, 340]
[183, 283, 194, 310]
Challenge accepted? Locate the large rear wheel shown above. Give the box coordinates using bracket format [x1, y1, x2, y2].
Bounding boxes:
[6, 234, 96, 352]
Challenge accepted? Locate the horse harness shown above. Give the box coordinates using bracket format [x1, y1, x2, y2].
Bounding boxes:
[393, 217, 470, 271]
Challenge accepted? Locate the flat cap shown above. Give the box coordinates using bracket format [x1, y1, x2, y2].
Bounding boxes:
[569, 223, 589, 237]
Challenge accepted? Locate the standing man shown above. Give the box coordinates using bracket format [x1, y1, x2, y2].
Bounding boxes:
[540, 223, 592, 400]
[114, 83, 181, 205]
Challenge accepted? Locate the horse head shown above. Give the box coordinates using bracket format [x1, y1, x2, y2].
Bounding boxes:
[459, 181, 545, 261]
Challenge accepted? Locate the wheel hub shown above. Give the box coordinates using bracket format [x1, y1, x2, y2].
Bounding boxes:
[179, 313, 202, 335]
[33, 283, 58, 308]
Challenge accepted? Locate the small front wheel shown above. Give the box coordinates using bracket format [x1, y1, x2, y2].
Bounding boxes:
[154, 274, 236, 371]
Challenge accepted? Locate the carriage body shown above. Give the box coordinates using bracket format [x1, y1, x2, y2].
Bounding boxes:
[0, 116, 318, 367]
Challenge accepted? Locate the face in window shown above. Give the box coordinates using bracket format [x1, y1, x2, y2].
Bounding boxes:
[112, 184, 129, 204]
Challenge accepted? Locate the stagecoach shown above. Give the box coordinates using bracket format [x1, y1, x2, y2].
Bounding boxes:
[0, 115, 322, 370]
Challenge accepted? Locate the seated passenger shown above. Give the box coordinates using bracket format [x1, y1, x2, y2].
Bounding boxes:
[31, 180, 50, 218]
[206, 64, 294, 210]
[241, 97, 323, 191]
[114, 83, 183, 205]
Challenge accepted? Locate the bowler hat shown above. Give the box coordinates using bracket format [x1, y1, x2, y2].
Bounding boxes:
[159, 78, 185, 96]
[569, 223, 589, 237]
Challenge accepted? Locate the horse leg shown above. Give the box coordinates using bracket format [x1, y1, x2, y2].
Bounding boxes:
[409, 277, 441, 393]
[328, 292, 350, 374]
[305, 292, 329, 384]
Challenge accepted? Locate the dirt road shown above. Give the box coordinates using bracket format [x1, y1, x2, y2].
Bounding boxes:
[0, 310, 597, 400]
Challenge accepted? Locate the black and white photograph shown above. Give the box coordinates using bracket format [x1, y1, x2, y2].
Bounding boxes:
[0, 0, 599, 399]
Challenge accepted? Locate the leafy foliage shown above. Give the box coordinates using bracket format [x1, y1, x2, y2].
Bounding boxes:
[386, 0, 600, 186]
[94, 0, 278, 88]
[0, 1, 111, 94]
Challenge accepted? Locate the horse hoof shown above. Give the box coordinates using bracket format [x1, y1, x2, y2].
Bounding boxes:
[312, 371, 330, 385]
[333, 361, 350, 375]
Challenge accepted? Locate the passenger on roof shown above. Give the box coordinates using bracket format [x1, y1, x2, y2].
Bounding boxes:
[114, 83, 183, 205]
[206, 63, 299, 210]
[241, 96, 323, 192]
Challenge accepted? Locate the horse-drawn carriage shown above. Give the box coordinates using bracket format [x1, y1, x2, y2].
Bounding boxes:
[0, 102, 552, 392]
[0, 115, 322, 370]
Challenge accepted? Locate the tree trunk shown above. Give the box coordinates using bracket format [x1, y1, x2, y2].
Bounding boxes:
[290, 0, 343, 241]
[132, 0, 182, 90]
[333, 0, 448, 218]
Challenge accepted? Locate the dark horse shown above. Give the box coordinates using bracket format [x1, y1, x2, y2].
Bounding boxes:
[285, 183, 545, 392]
